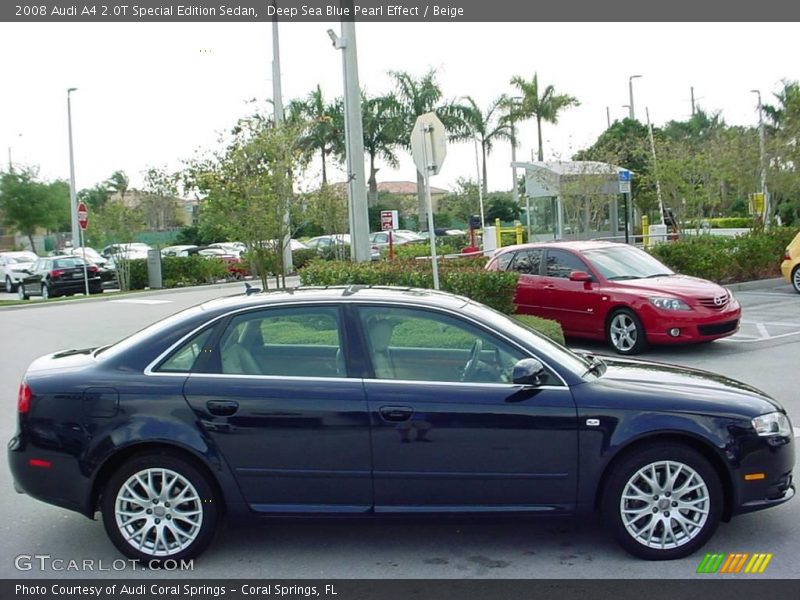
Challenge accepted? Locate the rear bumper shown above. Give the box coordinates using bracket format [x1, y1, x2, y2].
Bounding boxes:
[781, 259, 796, 283]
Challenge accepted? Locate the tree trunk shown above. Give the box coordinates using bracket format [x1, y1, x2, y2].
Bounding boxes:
[321, 150, 327, 185]
[536, 115, 544, 162]
[481, 142, 489, 197]
[416, 170, 427, 230]
[27, 233, 36, 254]
[368, 153, 379, 207]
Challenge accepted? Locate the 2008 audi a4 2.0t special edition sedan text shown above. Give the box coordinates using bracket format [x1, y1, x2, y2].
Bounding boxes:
[8, 286, 795, 562]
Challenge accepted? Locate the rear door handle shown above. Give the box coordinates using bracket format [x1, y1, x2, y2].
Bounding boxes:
[207, 400, 239, 416]
[379, 406, 413, 422]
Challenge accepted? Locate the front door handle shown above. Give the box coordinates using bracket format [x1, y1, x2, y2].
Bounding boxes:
[379, 406, 413, 422]
[544, 284, 556, 289]
[207, 400, 239, 416]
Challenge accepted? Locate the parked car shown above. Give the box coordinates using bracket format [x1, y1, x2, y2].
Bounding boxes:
[58, 247, 116, 284]
[9, 287, 793, 562]
[187, 246, 249, 279]
[101, 243, 152, 261]
[16, 256, 103, 300]
[486, 241, 741, 354]
[161, 245, 198, 257]
[306, 234, 380, 260]
[780, 231, 800, 293]
[369, 230, 425, 249]
[0, 251, 38, 293]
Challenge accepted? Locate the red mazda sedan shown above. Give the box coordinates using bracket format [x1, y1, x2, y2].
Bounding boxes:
[486, 241, 741, 354]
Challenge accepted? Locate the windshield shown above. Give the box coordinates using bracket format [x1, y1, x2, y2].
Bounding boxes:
[583, 246, 673, 280]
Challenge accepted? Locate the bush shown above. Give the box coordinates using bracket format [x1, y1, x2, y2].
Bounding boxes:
[685, 217, 754, 229]
[299, 258, 519, 314]
[292, 248, 319, 271]
[650, 228, 797, 284]
[127, 256, 229, 290]
[512, 314, 566, 345]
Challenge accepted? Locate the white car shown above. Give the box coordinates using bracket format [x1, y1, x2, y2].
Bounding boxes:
[161, 245, 198, 257]
[0, 251, 38, 293]
[101, 243, 153, 261]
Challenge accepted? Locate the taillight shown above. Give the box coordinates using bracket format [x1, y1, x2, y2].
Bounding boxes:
[88, 265, 99, 273]
[783, 251, 791, 261]
[18, 381, 32, 414]
[50, 269, 65, 278]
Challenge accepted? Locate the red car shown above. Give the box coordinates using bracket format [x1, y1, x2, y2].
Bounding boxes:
[486, 241, 741, 354]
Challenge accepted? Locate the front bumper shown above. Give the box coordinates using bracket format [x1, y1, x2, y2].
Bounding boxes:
[642, 301, 742, 345]
[732, 433, 795, 516]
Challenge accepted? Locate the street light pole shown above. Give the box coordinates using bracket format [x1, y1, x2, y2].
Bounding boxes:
[751, 89, 770, 226]
[67, 88, 79, 247]
[271, 15, 293, 278]
[507, 96, 522, 203]
[628, 75, 642, 120]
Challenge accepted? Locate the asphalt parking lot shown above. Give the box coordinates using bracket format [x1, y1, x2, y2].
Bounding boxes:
[0, 280, 798, 579]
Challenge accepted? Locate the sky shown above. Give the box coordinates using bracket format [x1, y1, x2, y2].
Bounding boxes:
[0, 21, 798, 197]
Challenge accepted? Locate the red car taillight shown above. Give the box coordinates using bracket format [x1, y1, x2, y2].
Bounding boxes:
[88, 265, 99, 273]
[783, 251, 791, 261]
[50, 269, 65, 278]
[18, 381, 32, 414]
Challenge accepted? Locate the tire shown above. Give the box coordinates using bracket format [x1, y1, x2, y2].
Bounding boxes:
[90, 287, 104, 295]
[5, 276, 17, 293]
[607, 308, 647, 355]
[601, 443, 723, 560]
[101, 452, 219, 562]
[41, 284, 51, 300]
[17, 285, 29, 300]
[792, 265, 800, 294]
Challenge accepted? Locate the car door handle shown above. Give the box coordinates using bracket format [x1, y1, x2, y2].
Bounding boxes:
[379, 406, 413, 422]
[206, 400, 239, 416]
[544, 284, 556, 289]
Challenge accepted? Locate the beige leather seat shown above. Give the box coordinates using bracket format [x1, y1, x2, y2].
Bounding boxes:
[368, 320, 395, 379]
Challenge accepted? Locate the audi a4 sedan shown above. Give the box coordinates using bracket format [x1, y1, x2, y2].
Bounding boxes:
[9, 287, 793, 562]
[486, 241, 742, 354]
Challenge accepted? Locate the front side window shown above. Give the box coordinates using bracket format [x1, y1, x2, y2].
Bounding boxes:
[357, 306, 526, 384]
[495, 251, 515, 271]
[215, 306, 345, 378]
[545, 249, 588, 278]
[511, 249, 544, 275]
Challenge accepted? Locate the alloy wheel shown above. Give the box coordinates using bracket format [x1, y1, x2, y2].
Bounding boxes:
[619, 460, 710, 550]
[793, 267, 800, 294]
[609, 313, 638, 352]
[41, 285, 49, 300]
[114, 468, 204, 557]
[5, 277, 12, 293]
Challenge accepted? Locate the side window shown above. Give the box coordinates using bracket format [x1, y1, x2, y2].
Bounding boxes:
[511, 249, 543, 274]
[545, 249, 588, 279]
[157, 327, 214, 373]
[495, 251, 515, 271]
[358, 306, 527, 384]
[215, 306, 345, 378]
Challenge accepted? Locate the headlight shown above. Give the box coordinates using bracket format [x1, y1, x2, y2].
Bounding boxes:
[752, 412, 792, 437]
[649, 297, 691, 311]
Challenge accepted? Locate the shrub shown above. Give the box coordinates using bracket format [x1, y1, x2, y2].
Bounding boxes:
[512, 314, 566, 345]
[292, 248, 319, 271]
[299, 258, 519, 314]
[685, 217, 754, 229]
[127, 256, 229, 290]
[650, 228, 797, 284]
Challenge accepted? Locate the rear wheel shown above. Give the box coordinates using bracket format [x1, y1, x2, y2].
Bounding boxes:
[41, 284, 51, 300]
[601, 444, 723, 560]
[792, 265, 800, 294]
[5, 276, 17, 293]
[17, 285, 29, 300]
[607, 308, 647, 355]
[101, 453, 219, 562]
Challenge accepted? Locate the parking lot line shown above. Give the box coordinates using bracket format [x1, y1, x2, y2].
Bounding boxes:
[109, 299, 173, 305]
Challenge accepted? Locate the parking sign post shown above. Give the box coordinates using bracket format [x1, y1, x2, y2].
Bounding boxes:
[77, 201, 90, 296]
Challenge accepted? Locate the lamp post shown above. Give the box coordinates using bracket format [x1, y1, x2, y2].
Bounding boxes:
[506, 96, 523, 202]
[628, 75, 642, 120]
[751, 89, 769, 226]
[67, 88, 79, 246]
[271, 15, 293, 277]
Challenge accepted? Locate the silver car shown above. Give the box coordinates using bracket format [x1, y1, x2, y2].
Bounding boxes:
[0, 251, 38, 293]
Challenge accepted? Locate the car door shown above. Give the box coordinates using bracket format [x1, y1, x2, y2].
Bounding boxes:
[508, 248, 546, 316]
[22, 259, 46, 295]
[540, 249, 604, 336]
[180, 304, 372, 512]
[355, 304, 578, 513]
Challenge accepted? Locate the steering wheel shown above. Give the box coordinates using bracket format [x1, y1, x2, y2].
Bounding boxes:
[461, 338, 483, 382]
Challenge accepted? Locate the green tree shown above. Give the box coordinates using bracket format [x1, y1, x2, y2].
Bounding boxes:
[453, 96, 511, 195]
[361, 92, 403, 206]
[438, 178, 481, 223]
[510, 72, 580, 161]
[486, 192, 521, 222]
[0, 169, 70, 252]
[140, 167, 183, 231]
[295, 85, 344, 185]
[90, 201, 145, 291]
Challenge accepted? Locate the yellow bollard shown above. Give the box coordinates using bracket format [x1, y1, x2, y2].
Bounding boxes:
[515, 222, 523, 245]
[642, 215, 650, 248]
[495, 218, 503, 248]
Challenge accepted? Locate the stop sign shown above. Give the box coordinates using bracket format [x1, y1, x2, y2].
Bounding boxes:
[77, 202, 89, 230]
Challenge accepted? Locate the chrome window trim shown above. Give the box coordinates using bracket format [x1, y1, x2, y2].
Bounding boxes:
[142, 297, 572, 388]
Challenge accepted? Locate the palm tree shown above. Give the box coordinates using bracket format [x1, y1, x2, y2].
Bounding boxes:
[361, 92, 403, 206]
[298, 85, 344, 185]
[106, 170, 129, 202]
[454, 96, 511, 196]
[390, 69, 465, 224]
[510, 73, 580, 162]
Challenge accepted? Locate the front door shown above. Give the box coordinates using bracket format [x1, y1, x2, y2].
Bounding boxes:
[355, 305, 578, 514]
[540, 249, 604, 336]
[181, 305, 372, 513]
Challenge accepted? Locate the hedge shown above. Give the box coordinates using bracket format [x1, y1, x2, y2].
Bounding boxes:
[299, 258, 519, 314]
[685, 217, 754, 229]
[512, 314, 565, 345]
[650, 227, 797, 284]
[128, 256, 230, 290]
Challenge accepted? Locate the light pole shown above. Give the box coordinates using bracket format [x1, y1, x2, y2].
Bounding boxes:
[271, 15, 293, 277]
[67, 88, 79, 246]
[628, 75, 642, 120]
[751, 89, 769, 226]
[506, 96, 523, 202]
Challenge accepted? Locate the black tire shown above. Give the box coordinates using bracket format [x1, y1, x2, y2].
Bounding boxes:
[601, 443, 723, 560]
[101, 452, 220, 563]
[5, 276, 17, 293]
[41, 284, 53, 300]
[606, 308, 648, 355]
[17, 285, 29, 300]
[90, 287, 103, 295]
[792, 265, 800, 294]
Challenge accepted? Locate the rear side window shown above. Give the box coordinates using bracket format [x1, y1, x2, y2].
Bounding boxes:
[156, 328, 214, 373]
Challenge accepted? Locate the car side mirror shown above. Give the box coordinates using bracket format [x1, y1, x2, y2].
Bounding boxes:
[19, 268, 31, 275]
[512, 358, 548, 387]
[569, 270, 592, 282]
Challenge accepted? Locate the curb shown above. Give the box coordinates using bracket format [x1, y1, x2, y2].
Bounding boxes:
[726, 277, 786, 292]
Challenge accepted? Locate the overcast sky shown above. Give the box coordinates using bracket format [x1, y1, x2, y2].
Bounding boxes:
[1, 22, 797, 196]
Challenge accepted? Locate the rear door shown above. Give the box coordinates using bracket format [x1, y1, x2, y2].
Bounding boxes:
[509, 248, 547, 316]
[180, 304, 372, 513]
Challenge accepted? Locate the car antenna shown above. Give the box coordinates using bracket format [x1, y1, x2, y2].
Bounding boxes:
[244, 282, 261, 296]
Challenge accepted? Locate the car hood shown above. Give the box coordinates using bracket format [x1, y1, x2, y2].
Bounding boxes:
[7, 261, 34, 271]
[590, 355, 783, 417]
[614, 274, 727, 298]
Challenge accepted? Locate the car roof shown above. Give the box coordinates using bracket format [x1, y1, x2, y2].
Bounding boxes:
[198, 285, 470, 314]
[495, 240, 630, 255]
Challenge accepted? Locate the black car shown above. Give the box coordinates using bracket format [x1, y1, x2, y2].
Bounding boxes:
[8, 287, 794, 562]
[17, 256, 103, 300]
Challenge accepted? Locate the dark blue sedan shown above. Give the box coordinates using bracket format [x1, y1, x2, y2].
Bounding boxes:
[8, 287, 794, 562]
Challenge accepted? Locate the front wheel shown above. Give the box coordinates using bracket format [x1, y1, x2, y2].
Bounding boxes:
[607, 308, 647, 355]
[41, 284, 51, 300]
[101, 453, 220, 562]
[17, 285, 29, 300]
[792, 265, 800, 294]
[5, 276, 17, 293]
[601, 444, 723, 560]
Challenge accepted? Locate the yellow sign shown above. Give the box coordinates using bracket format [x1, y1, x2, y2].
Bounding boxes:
[749, 193, 765, 215]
